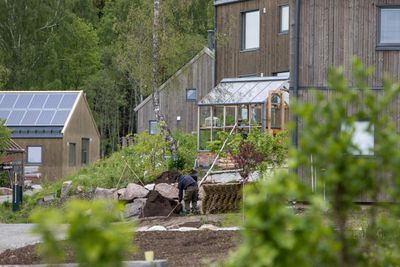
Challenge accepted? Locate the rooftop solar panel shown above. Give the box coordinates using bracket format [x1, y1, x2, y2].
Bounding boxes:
[0, 92, 79, 127]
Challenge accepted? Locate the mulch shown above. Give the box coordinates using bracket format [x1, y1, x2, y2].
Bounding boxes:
[0, 231, 240, 267]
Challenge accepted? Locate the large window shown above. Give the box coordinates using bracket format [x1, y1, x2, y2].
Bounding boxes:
[69, 143, 76, 167]
[279, 5, 289, 33]
[149, 120, 160, 135]
[81, 138, 89, 165]
[27, 146, 42, 164]
[241, 10, 260, 50]
[378, 7, 400, 49]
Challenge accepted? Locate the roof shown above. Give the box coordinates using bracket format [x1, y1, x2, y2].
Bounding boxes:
[134, 47, 215, 112]
[0, 91, 82, 138]
[5, 139, 24, 153]
[214, 0, 242, 6]
[198, 76, 289, 106]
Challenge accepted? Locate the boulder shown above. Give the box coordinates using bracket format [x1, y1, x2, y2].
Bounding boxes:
[31, 184, 43, 192]
[76, 185, 84, 193]
[115, 188, 126, 200]
[144, 183, 155, 191]
[120, 183, 149, 201]
[154, 183, 179, 200]
[124, 198, 147, 218]
[0, 187, 12, 195]
[145, 225, 167, 231]
[60, 180, 73, 198]
[94, 187, 117, 199]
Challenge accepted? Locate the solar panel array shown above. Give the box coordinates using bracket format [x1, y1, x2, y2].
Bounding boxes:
[0, 92, 79, 126]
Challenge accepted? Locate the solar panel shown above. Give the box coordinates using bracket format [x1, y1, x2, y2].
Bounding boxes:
[0, 94, 18, 108]
[59, 94, 77, 109]
[29, 94, 48, 109]
[14, 94, 33, 108]
[36, 110, 55, 125]
[44, 94, 62, 109]
[7, 110, 25, 125]
[21, 110, 41, 125]
[52, 110, 70, 125]
[0, 92, 79, 127]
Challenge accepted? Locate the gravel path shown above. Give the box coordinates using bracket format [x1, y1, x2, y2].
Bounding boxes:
[0, 224, 66, 253]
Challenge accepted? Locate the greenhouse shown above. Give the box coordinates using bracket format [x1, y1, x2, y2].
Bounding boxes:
[197, 76, 289, 150]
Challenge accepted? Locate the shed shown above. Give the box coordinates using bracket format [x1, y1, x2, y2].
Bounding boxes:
[134, 47, 215, 134]
[0, 91, 100, 181]
[0, 139, 25, 187]
[197, 76, 289, 150]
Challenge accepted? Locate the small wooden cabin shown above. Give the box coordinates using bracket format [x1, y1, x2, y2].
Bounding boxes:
[197, 76, 289, 150]
[0, 91, 100, 181]
[134, 47, 215, 134]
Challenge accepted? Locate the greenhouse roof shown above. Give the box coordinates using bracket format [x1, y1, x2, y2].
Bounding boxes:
[198, 76, 289, 106]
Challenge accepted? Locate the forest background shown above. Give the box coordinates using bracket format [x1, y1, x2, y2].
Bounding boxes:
[0, 0, 214, 156]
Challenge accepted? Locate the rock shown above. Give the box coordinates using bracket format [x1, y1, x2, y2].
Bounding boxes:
[174, 227, 199, 232]
[120, 183, 149, 201]
[60, 180, 73, 198]
[94, 187, 117, 199]
[115, 188, 126, 200]
[199, 224, 219, 231]
[31, 184, 43, 192]
[24, 180, 32, 188]
[144, 183, 155, 191]
[0, 187, 12, 195]
[37, 194, 56, 205]
[76, 185, 84, 193]
[145, 225, 167, 231]
[124, 198, 147, 218]
[154, 183, 179, 200]
[136, 226, 150, 232]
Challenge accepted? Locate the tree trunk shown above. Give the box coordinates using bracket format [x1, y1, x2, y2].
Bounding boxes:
[152, 0, 179, 166]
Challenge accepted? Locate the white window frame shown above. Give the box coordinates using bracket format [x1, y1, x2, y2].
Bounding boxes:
[279, 5, 289, 34]
[186, 88, 197, 102]
[241, 10, 260, 51]
[27, 146, 42, 164]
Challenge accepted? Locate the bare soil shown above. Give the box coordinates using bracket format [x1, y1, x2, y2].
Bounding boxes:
[154, 170, 181, 184]
[0, 231, 240, 266]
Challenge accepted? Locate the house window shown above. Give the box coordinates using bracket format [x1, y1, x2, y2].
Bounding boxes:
[378, 7, 400, 49]
[342, 121, 374, 156]
[27, 146, 42, 164]
[149, 120, 160, 135]
[69, 143, 76, 167]
[186, 88, 197, 101]
[81, 138, 89, 165]
[241, 10, 260, 50]
[279, 5, 289, 33]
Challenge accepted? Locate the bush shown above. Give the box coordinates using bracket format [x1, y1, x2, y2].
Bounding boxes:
[31, 199, 134, 266]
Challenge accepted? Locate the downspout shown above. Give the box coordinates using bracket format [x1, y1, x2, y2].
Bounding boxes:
[291, 0, 301, 148]
[214, 2, 218, 86]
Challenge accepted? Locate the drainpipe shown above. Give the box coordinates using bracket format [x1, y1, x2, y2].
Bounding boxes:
[214, 2, 218, 86]
[291, 0, 301, 148]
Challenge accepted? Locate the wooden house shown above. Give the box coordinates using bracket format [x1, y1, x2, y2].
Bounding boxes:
[0, 91, 100, 181]
[134, 47, 215, 134]
[214, 0, 290, 84]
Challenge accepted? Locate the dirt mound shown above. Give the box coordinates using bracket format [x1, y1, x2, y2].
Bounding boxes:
[155, 171, 181, 184]
[141, 190, 181, 218]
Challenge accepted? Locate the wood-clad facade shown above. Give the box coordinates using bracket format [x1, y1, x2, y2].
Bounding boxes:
[135, 48, 215, 134]
[215, 0, 290, 83]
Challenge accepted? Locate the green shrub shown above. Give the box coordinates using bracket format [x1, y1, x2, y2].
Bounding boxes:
[31, 199, 134, 266]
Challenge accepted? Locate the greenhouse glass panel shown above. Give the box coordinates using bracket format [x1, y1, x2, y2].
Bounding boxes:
[225, 106, 236, 127]
[199, 129, 211, 150]
[199, 106, 211, 128]
[250, 105, 262, 126]
[212, 106, 224, 128]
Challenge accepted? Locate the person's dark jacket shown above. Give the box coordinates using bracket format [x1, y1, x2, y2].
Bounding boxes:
[178, 175, 197, 202]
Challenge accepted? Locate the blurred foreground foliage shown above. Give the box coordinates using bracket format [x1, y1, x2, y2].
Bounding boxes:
[227, 59, 400, 267]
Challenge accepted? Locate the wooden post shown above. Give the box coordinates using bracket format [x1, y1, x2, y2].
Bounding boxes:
[280, 92, 285, 130]
[267, 92, 272, 133]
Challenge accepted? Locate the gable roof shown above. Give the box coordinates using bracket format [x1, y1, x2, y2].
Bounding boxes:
[199, 76, 289, 106]
[0, 91, 82, 138]
[134, 47, 215, 112]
